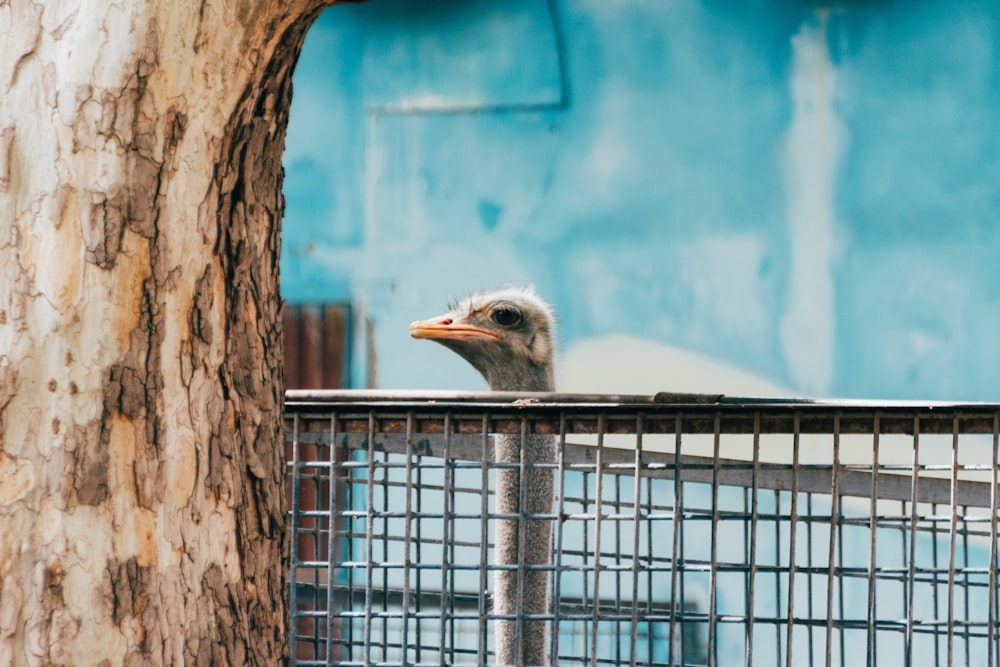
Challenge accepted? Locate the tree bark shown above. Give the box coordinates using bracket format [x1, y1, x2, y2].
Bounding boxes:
[0, 1, 329, 664]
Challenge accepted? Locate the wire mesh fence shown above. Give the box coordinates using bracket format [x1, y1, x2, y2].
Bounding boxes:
[285, 391, 1000, 667]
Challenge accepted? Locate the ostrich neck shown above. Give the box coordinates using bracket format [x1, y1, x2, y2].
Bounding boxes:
[485, 362, 554, 392]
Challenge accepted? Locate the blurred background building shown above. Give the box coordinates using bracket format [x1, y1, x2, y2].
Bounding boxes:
[280, 0, 1000, 400]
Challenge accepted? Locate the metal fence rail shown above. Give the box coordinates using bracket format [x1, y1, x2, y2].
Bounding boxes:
[285, 391, 1000, 667]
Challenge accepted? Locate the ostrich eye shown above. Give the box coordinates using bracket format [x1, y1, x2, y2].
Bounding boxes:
[490, 307, 522, 327]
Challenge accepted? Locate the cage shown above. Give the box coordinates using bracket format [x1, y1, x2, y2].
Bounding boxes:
[285, 391, 1000, 667]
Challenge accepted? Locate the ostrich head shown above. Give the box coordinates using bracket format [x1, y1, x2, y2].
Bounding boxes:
[409, 287, 556, 392]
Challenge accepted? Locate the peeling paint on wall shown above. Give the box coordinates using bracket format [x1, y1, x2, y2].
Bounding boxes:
[779, 11, 843, 397]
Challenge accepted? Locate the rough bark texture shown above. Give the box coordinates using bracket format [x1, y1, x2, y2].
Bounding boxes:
[0, 1, 330, 664]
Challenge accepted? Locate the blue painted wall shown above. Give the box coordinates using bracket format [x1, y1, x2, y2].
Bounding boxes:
[282, 0, 1000, 400]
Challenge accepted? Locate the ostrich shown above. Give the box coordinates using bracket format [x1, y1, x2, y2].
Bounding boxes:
[410, 287, 556, 667]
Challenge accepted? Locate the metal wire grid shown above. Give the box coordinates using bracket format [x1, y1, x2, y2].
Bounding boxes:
[285, 391, 1000, 667]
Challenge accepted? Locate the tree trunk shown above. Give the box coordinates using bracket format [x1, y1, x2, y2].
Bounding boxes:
[0, 1, 329, 664]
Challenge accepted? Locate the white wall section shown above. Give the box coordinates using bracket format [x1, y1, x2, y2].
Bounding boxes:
[779, 11, 844, 397]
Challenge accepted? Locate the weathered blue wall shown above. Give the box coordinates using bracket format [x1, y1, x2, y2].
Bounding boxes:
[282, 0, 1000, 400]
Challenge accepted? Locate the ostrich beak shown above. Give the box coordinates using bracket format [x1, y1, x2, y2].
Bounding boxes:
[409, 315, 502, 342]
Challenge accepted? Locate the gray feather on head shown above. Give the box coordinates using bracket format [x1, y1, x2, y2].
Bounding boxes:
[410, 286, 556, 392]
